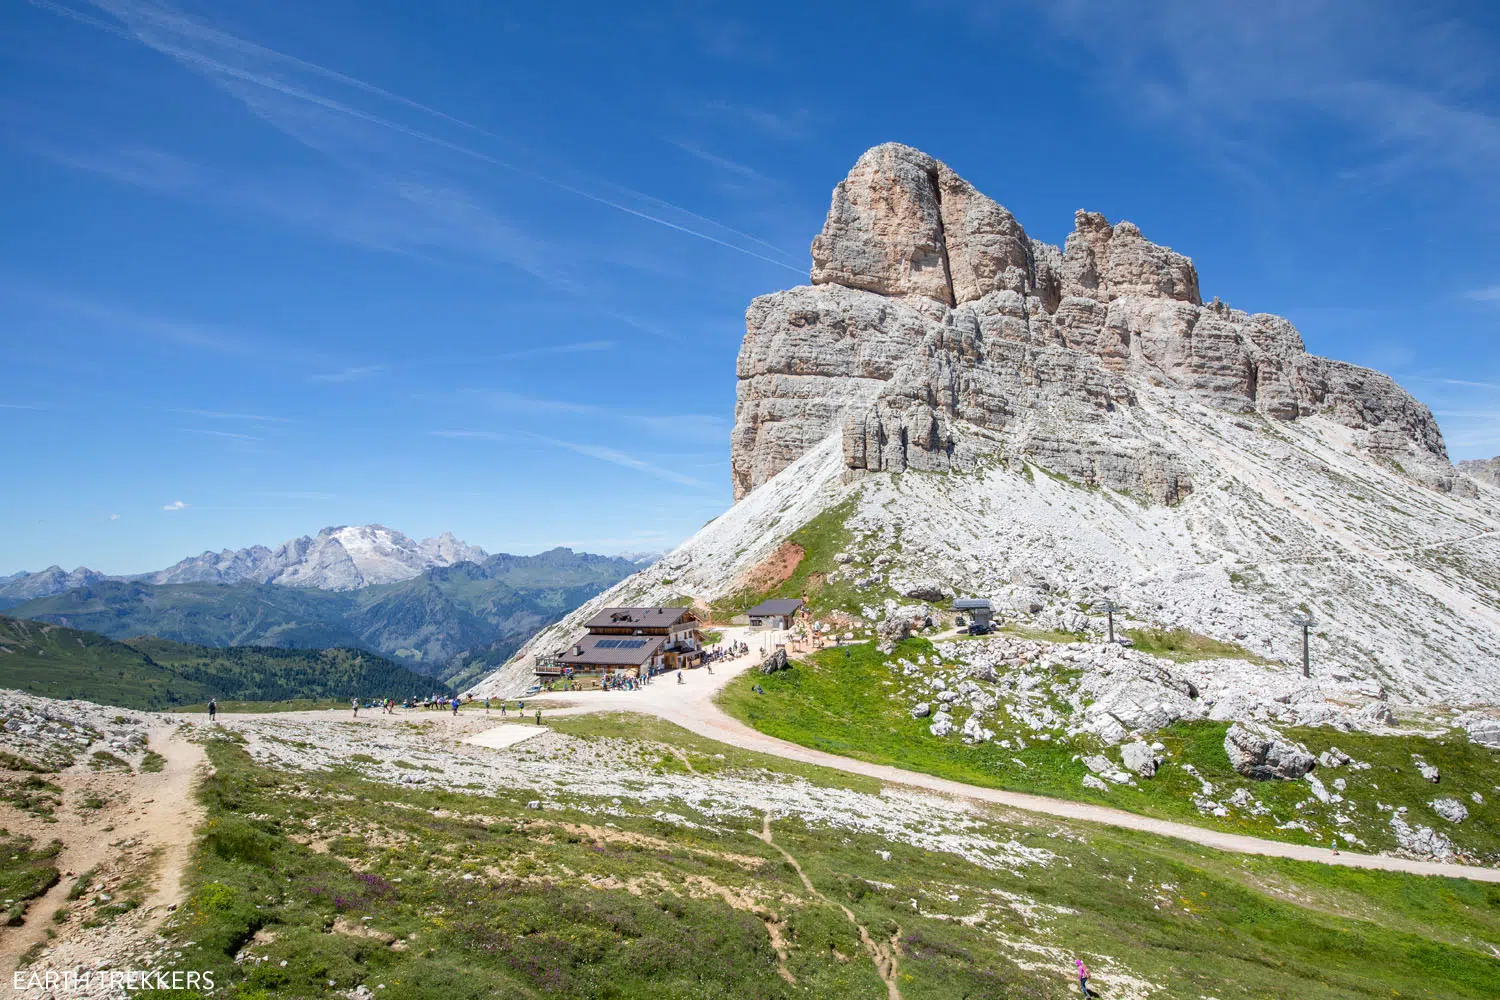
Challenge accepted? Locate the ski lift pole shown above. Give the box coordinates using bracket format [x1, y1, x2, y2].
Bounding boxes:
[1290, 612, 1317, 678]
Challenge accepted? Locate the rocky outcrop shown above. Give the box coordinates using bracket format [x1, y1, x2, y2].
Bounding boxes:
[1224, 723, 1316, 780]
[733, 142, 1462, 501]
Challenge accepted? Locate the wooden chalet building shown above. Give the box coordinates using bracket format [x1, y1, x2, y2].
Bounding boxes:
[535, 606, 706, 681]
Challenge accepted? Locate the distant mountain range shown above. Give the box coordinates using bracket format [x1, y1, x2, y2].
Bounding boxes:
[0, 526, 653, 688]
[0, 524, 624, 599]
[0, 615, 448, 711]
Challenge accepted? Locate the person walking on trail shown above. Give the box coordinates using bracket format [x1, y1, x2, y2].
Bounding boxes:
[484, 696, 490, 714]
[1074, 959, 1091, 997]
[352, 697, 359, 718]
[451, 696, 460, 716]
[677, 669, 684, 685]
[535, 707, 542, 726]
[207, 698, 217, 722]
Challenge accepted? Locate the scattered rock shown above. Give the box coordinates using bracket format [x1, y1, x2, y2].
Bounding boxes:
[911, 703, 931, 719]
[1412, 756, 1440, 783]
[1389, 813, 1457, 861]
[929, 712, 954, 738]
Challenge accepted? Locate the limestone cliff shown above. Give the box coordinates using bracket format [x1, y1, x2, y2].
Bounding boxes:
[733, 143, 1462, 503]
[1459, 457, 1500, 487]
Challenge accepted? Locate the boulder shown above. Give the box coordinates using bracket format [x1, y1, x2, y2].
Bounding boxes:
[1119, 740, 1158, 778]
[1224, 723, 1316, 780]
[1430, 797, 1468, 824]
[1317, 747, 1351, 768]
[960, 714, 995, 744]
[759, 648, 789, 674]
[911, 702, 931, 719]
[1412, 756, 1440, 783]
[1465, 719, 1500, 749]
[877, 605, 927, 645]
[929, 711, 954, 737]
[1082, 754, 1132, 783]
[901, 580, 949, 602]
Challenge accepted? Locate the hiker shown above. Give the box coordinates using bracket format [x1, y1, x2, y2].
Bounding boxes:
[451, 696, 460, 716]
[352, 697, 359, 718]
[501, 701, 507, 717]
[208, 698, 217, 722]
[484, 696, 490, 714]
[1075, 959, 1091, 997]
[677, 669, 684, 685]
[535, 708, 542, 726]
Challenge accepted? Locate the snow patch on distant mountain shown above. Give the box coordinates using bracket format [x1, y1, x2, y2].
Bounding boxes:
[1, 525, 492, 598]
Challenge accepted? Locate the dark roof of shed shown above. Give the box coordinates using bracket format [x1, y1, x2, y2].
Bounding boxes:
[552, 633, 666, 667]
[745, 598, 804, 616]
[583, 607, 696, 630]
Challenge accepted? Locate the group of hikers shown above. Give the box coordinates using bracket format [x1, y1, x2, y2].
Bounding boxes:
[343, 693, 536, 719]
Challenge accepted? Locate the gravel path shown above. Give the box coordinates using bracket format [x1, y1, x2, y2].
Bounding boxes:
[504, 637, 1500, 884]
[0, 724, 207, 987]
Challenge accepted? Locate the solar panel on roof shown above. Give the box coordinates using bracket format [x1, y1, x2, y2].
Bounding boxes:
[618, 639, 646, 648]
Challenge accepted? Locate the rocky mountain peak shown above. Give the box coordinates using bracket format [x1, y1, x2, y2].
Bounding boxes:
[734, 143, 1464, 503]
[1458, 456, 1500, 486]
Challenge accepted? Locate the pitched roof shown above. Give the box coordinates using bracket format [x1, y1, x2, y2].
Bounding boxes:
[552, 633, 666, 667]
[745, 598, 804, 617]
[583, 607, 696, 630]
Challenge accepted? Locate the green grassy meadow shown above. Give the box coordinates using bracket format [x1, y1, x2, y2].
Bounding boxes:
[118, 719, 1500, 999]
[718, 638, 1500, 862]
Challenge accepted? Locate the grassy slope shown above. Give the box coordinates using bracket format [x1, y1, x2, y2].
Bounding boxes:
[0, 616, 448, 710]
[719, 638, 1500, 862]
[708, 498, 893, 622]
[137, 719, 1500, 999]
[0, 832, 62, 927]
[0, 615, 200, 708]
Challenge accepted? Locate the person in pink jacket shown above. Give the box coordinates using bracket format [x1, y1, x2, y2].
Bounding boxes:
[1074, 959, 1091, 996]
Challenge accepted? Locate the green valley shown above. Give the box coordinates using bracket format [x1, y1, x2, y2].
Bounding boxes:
[0, 616, 448, 710]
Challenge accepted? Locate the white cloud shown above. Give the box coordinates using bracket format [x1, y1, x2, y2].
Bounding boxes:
[108, 512, 120, 520]
[987, 0, 1500, 195]
[31, 0, 802, 274]
[174, 408, 292, 422]
[1466, 286, 1500, 303]
[161, 500, 188, 511]
[430, 429, 708, 488]
[179, 427, 260, 441]
[309, 365, 383, 384]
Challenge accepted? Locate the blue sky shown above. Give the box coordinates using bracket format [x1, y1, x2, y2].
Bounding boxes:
[2, 0, 1499, 575]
